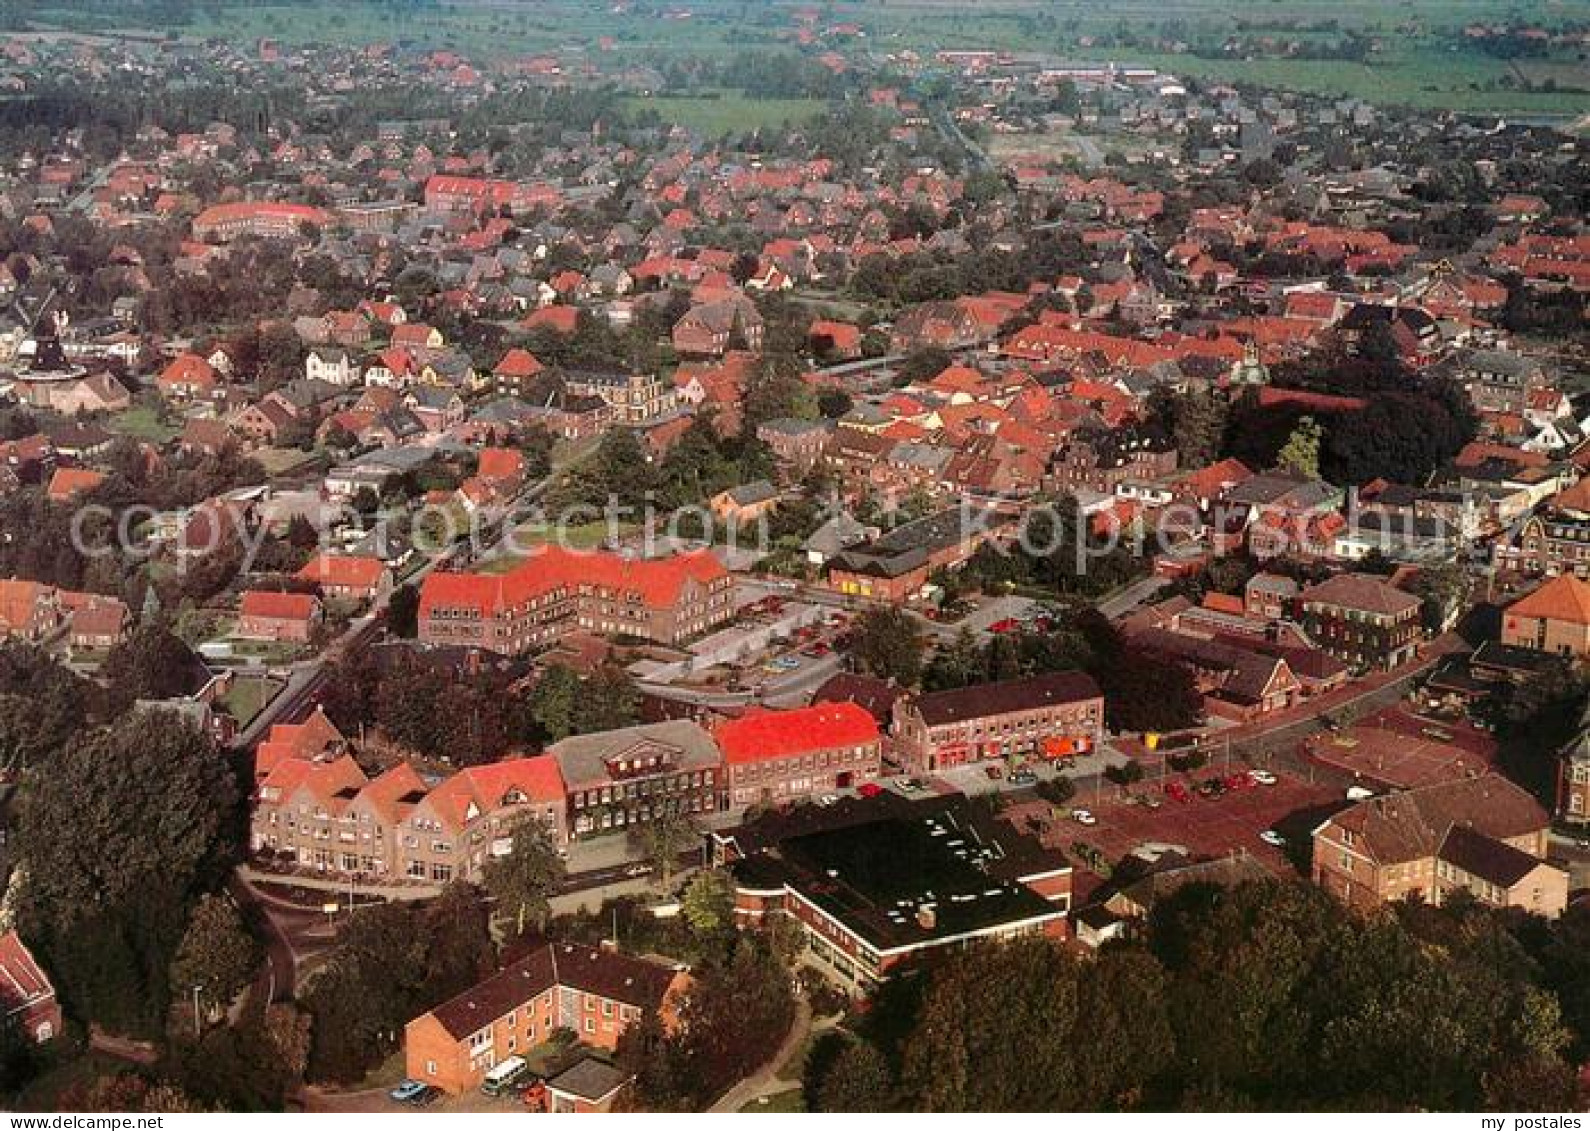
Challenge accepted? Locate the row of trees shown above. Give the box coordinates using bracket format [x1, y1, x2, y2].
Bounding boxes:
[805, 882, 1585, 1112]
[320, 649, 642, 765]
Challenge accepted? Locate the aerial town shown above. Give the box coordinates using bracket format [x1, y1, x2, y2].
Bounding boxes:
[0, 0, 1587, 1117]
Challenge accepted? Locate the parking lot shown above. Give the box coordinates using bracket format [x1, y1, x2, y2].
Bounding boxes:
[1003, 770, 1346, 900]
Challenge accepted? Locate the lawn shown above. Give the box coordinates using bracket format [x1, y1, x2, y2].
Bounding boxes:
[620, 90, 826, 135]
[740, 1087, 805, 1113]
[220, 675, 285, 727]
[105, 403, 178, 443]
[499, 519, 637, 558]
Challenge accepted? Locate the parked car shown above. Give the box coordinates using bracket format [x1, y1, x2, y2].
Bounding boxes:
[1224, 772, 1254, 791]
[984, 765, 1004, 780]
[818, 793, 841, 807]
[390, 1080, 430, 1104]
[1259, 830, 1287, 848]
[411, 1086, 442, 1107]
[1247, 769, 1278, 786]
[1345, 785, 1376, 801]
[623, 863, 653, 878]
[1009, 769, 1037, 786]
[1070, 808, 1097, 826]
[857, 782, 885, 798]
[1164, 781, 1191, 803]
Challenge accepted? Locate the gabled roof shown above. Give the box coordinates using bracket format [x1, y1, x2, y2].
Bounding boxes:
[426, 941, 678, 1042]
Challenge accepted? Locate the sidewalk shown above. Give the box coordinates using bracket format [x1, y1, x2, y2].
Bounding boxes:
[707, 995, 813, 1113]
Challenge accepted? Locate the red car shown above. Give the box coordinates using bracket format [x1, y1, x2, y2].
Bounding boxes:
[1163, 781, 1192, 803]
[1224, 772, 1255, 791]
[857, 782, 885, 799]
[989, 618, 1019, 634]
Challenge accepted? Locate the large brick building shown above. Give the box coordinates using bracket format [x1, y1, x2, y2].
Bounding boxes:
[1311, 775, 1566, 919]
[250, 753, 567, 882]
[720, 795, 1071, 989]
[715, 703, 883, 810]
[1296, 572, 1423, 671]
[891, 670, 1104, 774]
[548, 720, 726, 840]
[404, 942, 687, 1094]
[418, 546, 733, 654]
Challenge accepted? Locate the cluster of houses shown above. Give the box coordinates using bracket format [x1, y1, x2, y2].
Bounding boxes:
[247, 666, 1108, 876]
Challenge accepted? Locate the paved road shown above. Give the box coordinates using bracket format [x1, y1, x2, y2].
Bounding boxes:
[1098, 574, 1170, 620]
[232, 477, 551, 748]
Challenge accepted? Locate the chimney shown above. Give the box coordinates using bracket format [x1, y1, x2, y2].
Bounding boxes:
[915, 904, 936, 931]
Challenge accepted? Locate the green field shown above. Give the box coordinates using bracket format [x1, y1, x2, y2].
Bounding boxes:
[27, 0, 1590, 117]
[105, 403, 178, 443]
[621, 90, 827, 135]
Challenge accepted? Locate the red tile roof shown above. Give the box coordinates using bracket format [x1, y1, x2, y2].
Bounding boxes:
[296, 554, 386, 592]
[239, 590, 319, 621]
[1507, 574, 1590, 627]
[418, 546, 726, 619]
[715, 702, 880, 765]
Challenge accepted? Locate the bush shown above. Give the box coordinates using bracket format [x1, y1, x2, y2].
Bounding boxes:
[1104, 760, 1146, 786]
[1036, 776, 1077, 805]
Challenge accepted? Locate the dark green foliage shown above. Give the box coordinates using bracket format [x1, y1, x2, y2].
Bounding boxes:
[302, 886, 494, 1084]
[812, 881, 1585, 1111]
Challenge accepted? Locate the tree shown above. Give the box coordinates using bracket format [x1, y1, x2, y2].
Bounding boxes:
[101, 624, 205, 709]
[679, 869, 736, 944]
[851, 607, 925, 686]
[812, 1035, 895, 1112]
[1276, 415, 1322, 479]
[385, 584, 419, 638]
[525, 663, 581, 742]
[481, 817, 566, 937]
[631, 807, 698, 889]
[573, 665, 641, 734]
[170, 894, 260, 1022]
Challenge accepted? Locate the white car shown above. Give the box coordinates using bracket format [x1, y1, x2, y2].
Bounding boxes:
[623, 864, 653, 878]
[1345, 785, 1376, 801]
[1247, 769, 1278, 786]
[1070, 808, 1097, 826]
[1259, 830, 1287, 848]
[818, 793, 840, 807]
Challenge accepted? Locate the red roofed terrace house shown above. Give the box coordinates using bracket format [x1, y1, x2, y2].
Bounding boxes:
[891, 670, 1105, 774]
[235, 589, 323, 643]
[716, 702, 883, 810]
[404, 941, 687, 1095]
[418, 546, 732, 653]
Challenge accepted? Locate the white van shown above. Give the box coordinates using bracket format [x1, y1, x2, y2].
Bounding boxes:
[480, 1056, 529, 1097]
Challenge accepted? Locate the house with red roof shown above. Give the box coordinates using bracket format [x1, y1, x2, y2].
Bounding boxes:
[236, 590, 323, 643]
[296, 554, 393, 604]
[492, 347, 544, 396]
[716, 702, 882, 809]
[157, 352, 219, 402]
[1502, 574, 1590, 658]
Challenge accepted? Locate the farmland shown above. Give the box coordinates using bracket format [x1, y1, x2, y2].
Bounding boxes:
[21, 1, 1590, 116]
